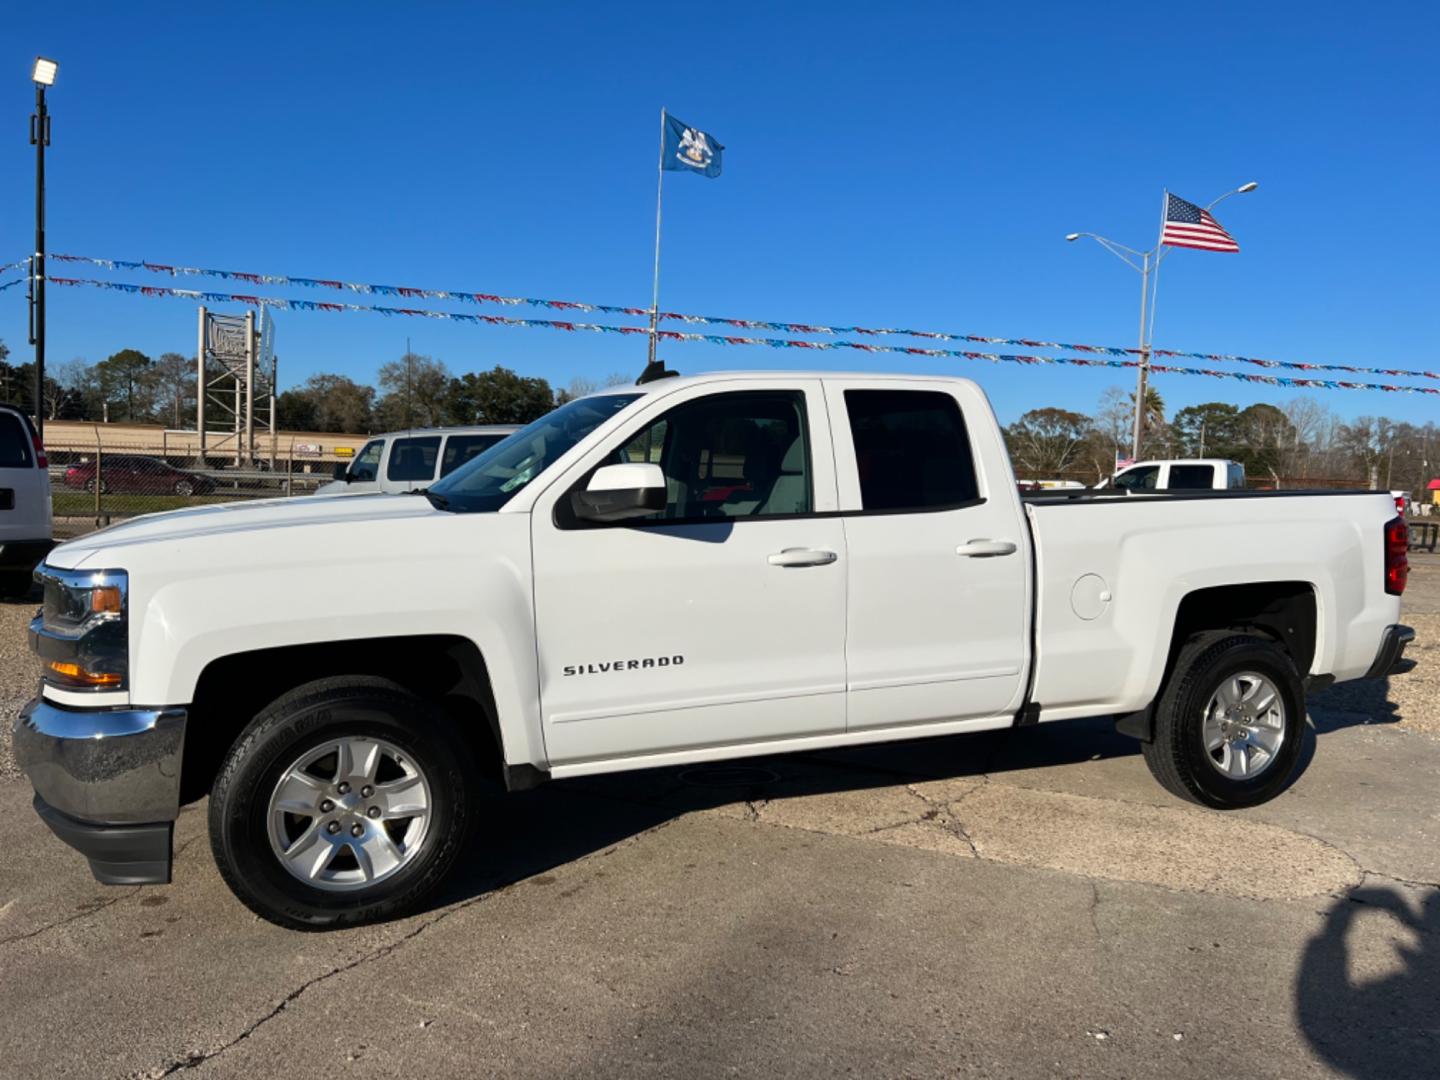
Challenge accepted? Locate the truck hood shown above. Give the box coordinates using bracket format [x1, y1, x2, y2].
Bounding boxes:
[47, 494, 448, 569]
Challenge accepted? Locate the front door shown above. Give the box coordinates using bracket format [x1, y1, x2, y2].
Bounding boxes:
[530, 381, 847, 766]
[825, 381, 1030, 731]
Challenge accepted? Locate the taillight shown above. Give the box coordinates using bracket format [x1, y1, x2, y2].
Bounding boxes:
[32, 432, 46, 469]
[1395, 495, 1407, 516]
[1385, 516, 1409, 596]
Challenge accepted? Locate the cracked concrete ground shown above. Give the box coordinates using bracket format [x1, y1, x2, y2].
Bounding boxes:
[2, 563, 1439, 1076]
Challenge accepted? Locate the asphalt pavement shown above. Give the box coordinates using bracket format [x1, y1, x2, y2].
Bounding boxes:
[1, 569, 1438, 1077]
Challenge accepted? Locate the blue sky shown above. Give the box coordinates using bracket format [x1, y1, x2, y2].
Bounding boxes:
[3, 1, 1437, 426]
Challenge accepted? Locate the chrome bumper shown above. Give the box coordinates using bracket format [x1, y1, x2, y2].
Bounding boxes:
[14, 698, 186, 824]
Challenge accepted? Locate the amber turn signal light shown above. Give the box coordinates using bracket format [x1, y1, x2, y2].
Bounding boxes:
[90, 585, 122, 616]
[45, 660, 122, 687]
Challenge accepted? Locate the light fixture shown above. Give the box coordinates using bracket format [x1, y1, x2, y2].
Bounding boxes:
[32, 57, 57, 86]
[1237, 181, 1258, 193]
[1064, 233, 1080, 241]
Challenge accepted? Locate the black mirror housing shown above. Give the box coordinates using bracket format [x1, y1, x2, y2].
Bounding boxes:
[332, 462, 350, 481]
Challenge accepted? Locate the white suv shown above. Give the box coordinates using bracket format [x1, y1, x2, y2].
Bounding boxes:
[0, 404, 53, 597]
[316, 425, 520, 496]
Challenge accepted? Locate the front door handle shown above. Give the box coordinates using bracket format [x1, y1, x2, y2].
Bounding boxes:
[768, 548, 838, 568]
[956, 539, 1018, 558]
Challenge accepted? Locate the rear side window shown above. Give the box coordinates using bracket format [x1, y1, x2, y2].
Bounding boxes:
[440, 434, 507, 478]
[0, 413, 33, 468]
[1168, 464, 1214, 490]
[386, 436, 442, 482]
[1227, 463, 1246, 489]
[844, 389, 979, 512]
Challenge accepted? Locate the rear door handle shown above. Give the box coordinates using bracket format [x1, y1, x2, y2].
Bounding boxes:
[768, 548, 838, 568]
[956, 539, 1018, 558]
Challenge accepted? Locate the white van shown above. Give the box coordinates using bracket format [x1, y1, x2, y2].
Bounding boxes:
[316, 425, 520, 496]
[1106, 458, 1246, 492]
[0, 404, 54, 597]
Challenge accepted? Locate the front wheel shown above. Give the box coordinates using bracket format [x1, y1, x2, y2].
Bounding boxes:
[173, 478, 194, 496]
[1142, 633, 1307, 809]
[208, 677, 479, 929]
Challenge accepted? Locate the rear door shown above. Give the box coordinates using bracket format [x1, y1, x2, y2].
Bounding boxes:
[825, 379, 1030, 731]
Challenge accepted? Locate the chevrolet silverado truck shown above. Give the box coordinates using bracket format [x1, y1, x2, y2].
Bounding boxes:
[16, 371, 1413, 929]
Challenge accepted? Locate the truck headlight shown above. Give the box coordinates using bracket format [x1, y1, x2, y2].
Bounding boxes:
[31, 568, 129, 690]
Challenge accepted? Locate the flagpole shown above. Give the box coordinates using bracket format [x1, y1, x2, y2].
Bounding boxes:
[648, 108, 667, 366]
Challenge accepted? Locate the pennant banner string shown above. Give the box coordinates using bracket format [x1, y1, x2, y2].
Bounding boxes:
[0, 258, 30, 277]
[41, 274, 1440, 398]
[44, 253, 1439, 384]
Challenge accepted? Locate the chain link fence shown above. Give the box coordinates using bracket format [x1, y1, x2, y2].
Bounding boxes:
[45, 432, 348, 535]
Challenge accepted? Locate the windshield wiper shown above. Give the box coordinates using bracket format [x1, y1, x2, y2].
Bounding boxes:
[423, 489, 453, 512]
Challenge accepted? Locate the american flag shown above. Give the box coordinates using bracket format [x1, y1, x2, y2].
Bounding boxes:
[1160, 193, 1240, 252]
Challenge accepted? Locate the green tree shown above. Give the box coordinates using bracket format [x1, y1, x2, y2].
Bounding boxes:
[1171, 402, 1241, 457]
[447, 365, 555, 424]
[1005, 407, 1093, 475]
[145, 352, 196, 429]
[374, 353, 452, 429]
[95, 348, 153, 422]
[276, 373, 375, 433]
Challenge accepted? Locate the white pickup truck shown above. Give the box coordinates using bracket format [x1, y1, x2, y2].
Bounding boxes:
[16, 370, 1413, 928]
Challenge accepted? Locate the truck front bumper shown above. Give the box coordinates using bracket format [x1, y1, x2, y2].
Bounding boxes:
[1365, 624, 1415, 679]
[13, 698, 186, 885]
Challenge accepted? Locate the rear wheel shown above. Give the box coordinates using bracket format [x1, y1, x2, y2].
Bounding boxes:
[173, 478, 194, 496]
[84, 477, 107, 494]
[1141, 633, 1306, 809]
[208, 677, 479, 930]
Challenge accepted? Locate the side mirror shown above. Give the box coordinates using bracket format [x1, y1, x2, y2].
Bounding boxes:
[332, 462, 350, 482]
[574, 463, 666, 523]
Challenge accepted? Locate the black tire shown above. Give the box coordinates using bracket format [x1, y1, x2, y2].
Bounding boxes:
[208, 676, 479, 930]
[1141, 633, 1307, 809]
[84, 477, 107, 494]
[173, 479, 194, 496]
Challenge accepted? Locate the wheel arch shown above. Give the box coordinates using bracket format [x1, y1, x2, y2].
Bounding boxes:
[1116, 580, 1318, 742]
[180, 634, 519, 805]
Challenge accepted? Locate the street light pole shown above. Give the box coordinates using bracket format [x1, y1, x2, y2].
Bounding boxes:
[1067, 180, 1256, 461]
[28, 58, 56, 437]
[1131, 248, 1151, 459]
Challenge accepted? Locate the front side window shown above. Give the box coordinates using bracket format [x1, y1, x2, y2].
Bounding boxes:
[844, 389, 979, 512]
[1114, 465, 1161, 491]
[440, 434, 508, 477]
[1168, 464, 1214, 490]
[600, 391, 811, 522]
[387, 436, 442, 482]
[428, 394, 642, 513]
[349, 440, 384, 482]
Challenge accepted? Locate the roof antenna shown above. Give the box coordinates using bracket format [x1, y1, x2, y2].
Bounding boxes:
[636, 358, 678, 385]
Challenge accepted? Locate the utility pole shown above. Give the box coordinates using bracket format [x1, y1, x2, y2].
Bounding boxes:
[28, 58, 57, 436]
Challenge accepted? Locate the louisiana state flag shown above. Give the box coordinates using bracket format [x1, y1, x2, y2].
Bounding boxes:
[662, 113, 723, 178]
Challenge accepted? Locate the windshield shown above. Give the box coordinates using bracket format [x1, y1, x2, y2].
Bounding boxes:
[425, 393, 642, 512]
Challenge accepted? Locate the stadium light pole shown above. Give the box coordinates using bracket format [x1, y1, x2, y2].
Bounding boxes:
[28, 57, 56, 437]
[1066, 181, 1257, 461]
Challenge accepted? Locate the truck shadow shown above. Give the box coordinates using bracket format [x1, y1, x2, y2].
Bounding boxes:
[428, 710, 1351, 914]
[1296, 884, 1440, 1077]
[1307, 675, 1404, 731]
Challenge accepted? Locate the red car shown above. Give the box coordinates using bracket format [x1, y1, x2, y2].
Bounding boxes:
[63, 455, 216, 497]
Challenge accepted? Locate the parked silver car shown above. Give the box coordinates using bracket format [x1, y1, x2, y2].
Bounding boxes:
[316, 425, 520, 495]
